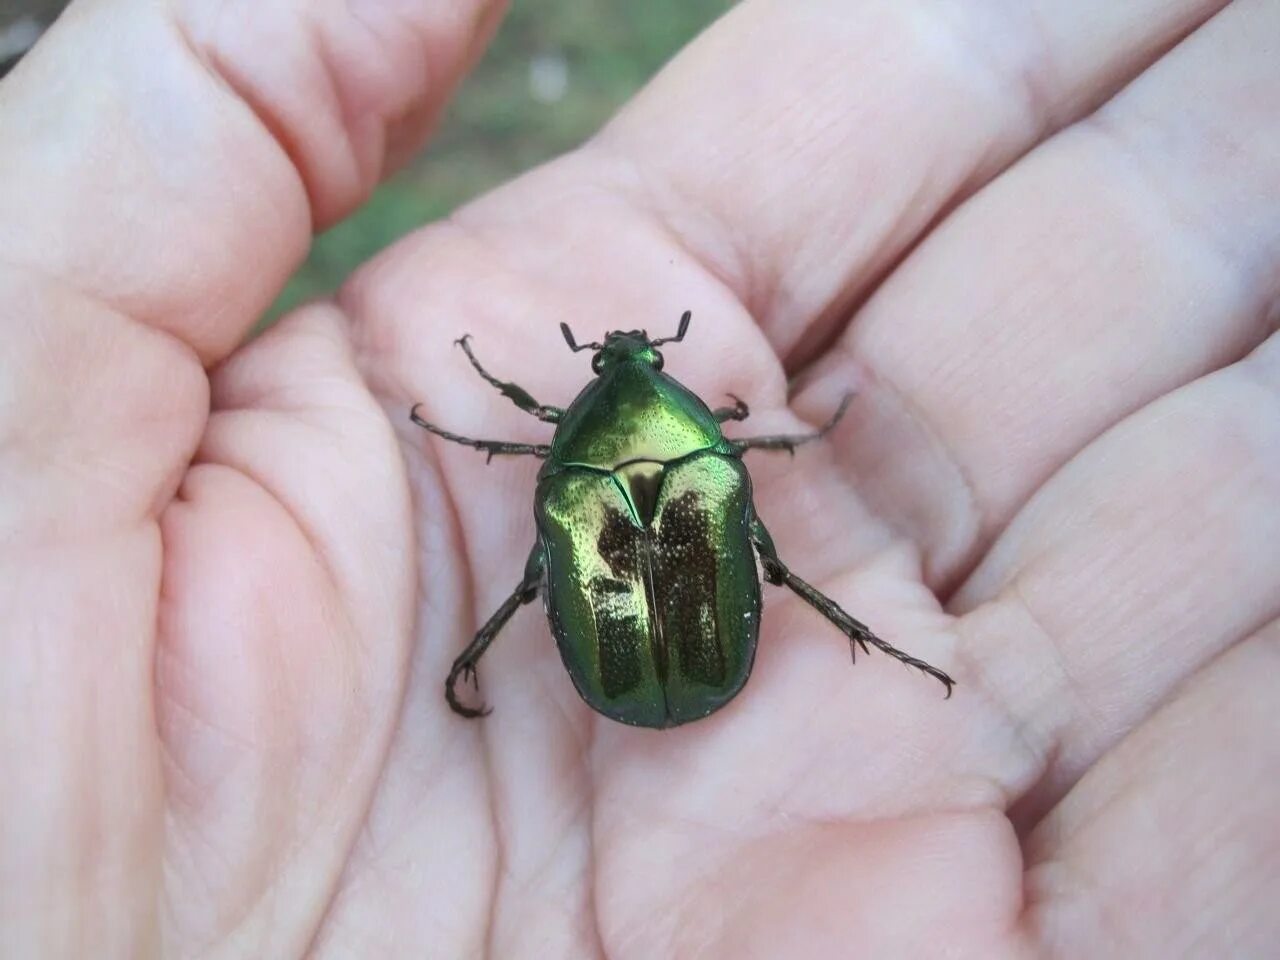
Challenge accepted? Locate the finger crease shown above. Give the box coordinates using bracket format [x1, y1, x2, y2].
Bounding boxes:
[1083, 110, 1280, 345]
[165, 11, 320, 229]
[829, 338, 986, 592]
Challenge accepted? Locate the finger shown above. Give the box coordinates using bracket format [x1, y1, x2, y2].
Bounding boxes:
[0, 0, 499, 359]
[805, 0, 1280, 585]
[600, 0, 1225, 359]
[955, 333, 1280, 824]
[1023, 622, 1280, 957]
[157, 307, 415, 952]
[0, 1, 497, 952]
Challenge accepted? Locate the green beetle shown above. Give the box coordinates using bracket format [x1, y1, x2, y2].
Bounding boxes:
[411, 312, 953, 727]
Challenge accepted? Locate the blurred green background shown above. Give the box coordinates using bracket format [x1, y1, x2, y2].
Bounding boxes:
[0, 0, 732, 317]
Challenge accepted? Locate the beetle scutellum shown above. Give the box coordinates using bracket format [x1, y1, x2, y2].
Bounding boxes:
[411, 312, 954, 728]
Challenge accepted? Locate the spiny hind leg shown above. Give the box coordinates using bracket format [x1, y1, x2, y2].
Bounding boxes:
[750, 514, 954, 697]
[446, 543, 547, 718]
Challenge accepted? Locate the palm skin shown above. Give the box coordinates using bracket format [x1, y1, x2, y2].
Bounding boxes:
[2, 1, 1278, 958]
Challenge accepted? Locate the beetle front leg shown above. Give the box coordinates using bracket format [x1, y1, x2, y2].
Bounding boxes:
[447, 544, 547, 718]
[456, 335, 564, 423]
[411, 405, 551, 461]
[732, 393, 852, 455]
[713, 394, 750, 422]
[750, 515, 954, 697]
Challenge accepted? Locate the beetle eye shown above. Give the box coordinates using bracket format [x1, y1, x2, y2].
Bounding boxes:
[592, 354, 605, 375]
[652, 351, 664, 371]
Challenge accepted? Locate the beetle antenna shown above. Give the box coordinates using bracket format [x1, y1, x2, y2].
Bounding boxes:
[651, 310, 691, 346]
[560, 322, 602, 353]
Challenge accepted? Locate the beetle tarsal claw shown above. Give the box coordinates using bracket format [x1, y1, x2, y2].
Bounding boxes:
[446, 662, 492, 718]
[896, 655, 956, 699]
[931, 667, 956, 700]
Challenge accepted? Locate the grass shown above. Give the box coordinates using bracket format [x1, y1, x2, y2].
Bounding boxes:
[270, 0, 733, 319]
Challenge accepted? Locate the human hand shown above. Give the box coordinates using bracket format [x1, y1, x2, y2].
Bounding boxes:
[3, 1, 1277, 957]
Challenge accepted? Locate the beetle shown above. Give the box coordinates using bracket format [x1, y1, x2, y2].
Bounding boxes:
[411, 311, 954, 728]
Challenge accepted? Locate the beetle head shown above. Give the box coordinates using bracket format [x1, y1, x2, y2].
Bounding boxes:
[560, 310, 691, 375]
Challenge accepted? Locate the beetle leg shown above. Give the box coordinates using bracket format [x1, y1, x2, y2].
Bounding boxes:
[446, 544, 546, 718]
[713, 394, 750, 423]
[731, 393, 852, 455]
[456, 335, 564, 423]
[411, 405, 551, 461]
[749, 515, 955, 697]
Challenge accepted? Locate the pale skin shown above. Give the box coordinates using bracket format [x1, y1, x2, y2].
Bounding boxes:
[2, 0, 1278, 956]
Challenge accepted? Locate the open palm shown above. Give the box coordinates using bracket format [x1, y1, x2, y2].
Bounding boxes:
[3, 1, 1278, 957]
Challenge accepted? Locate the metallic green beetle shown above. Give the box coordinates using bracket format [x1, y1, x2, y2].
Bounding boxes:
[411, 312, 953, 728]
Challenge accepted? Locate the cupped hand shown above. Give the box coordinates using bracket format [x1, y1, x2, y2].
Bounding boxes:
[3, 1, 1278, 957]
